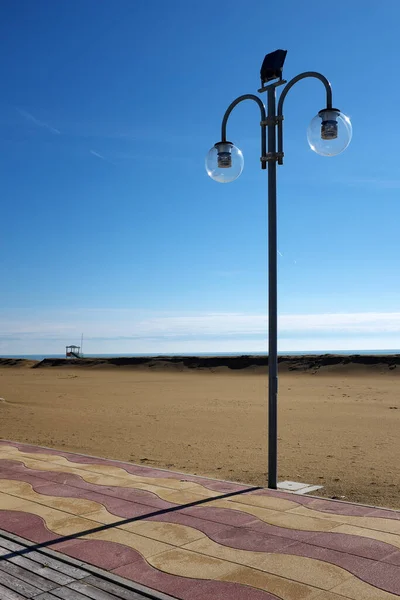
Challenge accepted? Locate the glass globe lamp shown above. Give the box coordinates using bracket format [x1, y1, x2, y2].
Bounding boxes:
[205, 142, 244, 183]
[307, 109, 352, 156]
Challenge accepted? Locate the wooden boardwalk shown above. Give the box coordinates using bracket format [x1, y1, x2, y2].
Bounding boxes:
[0, 533, 167, 600]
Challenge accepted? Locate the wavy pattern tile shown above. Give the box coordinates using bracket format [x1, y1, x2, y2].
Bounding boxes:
[1, 441, 399, 599]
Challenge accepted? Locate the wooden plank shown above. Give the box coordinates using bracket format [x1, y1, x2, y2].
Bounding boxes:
[0, 582, 26, 600]
[8, 555, 75, 586]
[0, 539, 88, 579]
[0, 569, 42, 597]
[35, 593, 82, 600]
[0, 560, 55, 591]
[0, 536, 154, 600]
[68, 579, 123, 599]
[50, 585, 109, 599]
[83, 575, 148, 600]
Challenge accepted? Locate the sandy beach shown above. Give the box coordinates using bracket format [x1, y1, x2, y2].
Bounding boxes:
[0, 356, 399, 508]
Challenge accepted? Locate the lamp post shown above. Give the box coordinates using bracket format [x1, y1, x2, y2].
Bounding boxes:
[205, 50, 352, 490]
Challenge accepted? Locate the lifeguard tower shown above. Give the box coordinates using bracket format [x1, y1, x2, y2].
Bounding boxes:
[66, 345, 82, 359]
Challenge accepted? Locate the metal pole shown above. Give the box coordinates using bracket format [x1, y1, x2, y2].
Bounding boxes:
[267, 86, 278, 489]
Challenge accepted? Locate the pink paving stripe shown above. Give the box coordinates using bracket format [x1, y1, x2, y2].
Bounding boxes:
[54, 538, 144, 571]
[113, 551, 279, 600]
[249, 488, 400, 520]
[0, 460, 177, 509]
[3, 442, 249, 493]
[278, 541, 400, 595]
[182, 505, 400, 563]
[0, 510, 59, 543]
[142, 511, 400, 595]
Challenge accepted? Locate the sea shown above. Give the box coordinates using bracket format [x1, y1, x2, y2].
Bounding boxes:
[1, 350, 400, 361]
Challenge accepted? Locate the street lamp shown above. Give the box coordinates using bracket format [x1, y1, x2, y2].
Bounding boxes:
[205, 50, 352, 490]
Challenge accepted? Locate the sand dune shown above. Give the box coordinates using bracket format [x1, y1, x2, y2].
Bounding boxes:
[2, 353, 398, 373]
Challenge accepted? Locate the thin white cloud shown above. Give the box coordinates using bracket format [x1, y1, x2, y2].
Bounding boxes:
[90, 149, 116, 165]
[16, 108, 60, 134]
[90, 150, 106, 160]
[2, 310, 400, 344]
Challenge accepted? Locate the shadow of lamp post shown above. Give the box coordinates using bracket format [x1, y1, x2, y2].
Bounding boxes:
[205, 50, 352, 489]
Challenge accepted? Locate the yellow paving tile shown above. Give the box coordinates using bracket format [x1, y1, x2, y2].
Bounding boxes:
[209, 499, 338, 532]
[158, 489, 215, 504]
[183, 538, 351, 590]
[331, 524, 400, 550]
[77, 472, 144, 488]
[149, 547, 239, 580]
[86, 527, 173, 558]
[12, 457, 87, 478]
[0, 480, 103, 516]
[51, 515, 101, 536]
[80, 506, 126, 524]
[310, 593, 359, 600]
[331, 577, 400, 599]
[0, 491, 36, 512]
[288, 505, 400, 535]
[119, 521, 205, 546]
[266, 511, 340, 532]
[219, 566, 322, 600]
[228, 494, 300, 512]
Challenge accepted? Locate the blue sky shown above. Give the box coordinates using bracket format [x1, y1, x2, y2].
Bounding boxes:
[1, 0, 400, 355]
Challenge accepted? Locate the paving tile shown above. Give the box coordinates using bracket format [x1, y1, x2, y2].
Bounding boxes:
[146, 511, 243, 539]
[368, 508, 400, 520]
[286, 529, 397, 561]
[0, 480, 107, 517]
[227, 493, 299, 512]
[156, 489, 215, 504]
[0, 510, 59, 543]
[0, 469, 51, 490]
[26, 474, 176, 510]
[209, 525, 298, 553]
[288, 505, 400, 535]
[383, 550, 400, 566]
[0, 491, 36, 512]
[189, 579, 280, 600]
[251, 508, 340, 533]
[310, 592, 355, 600]
[120, 521, 205, 546]
[211, 499, 343, 536]
[242, 518, 325, 543]
[182, 538, 351, 590]
[181, 505, 261, 527]
[278, 542, 389, 589]
[86, 526, 174, 558]
[48, 514, 102, 536]
[219, 566, 321, 600]
[54, 538, 143, 570]
[331, 575, 400, 599]
[148, 547, 239, 580]
[331, 524, 400, 550]
[356, 559, 400, 595]
[113, 553, 206, 599]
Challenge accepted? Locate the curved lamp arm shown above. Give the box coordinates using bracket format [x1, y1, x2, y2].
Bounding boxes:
[221, 94, 267, 169]
[277, 72, 333, 163]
